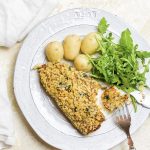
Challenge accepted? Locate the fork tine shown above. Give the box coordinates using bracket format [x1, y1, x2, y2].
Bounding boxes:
[121, 105, 127, 119]
[118, 108, 123, 120]
[125, 102, 131, 121]
[113, 109, 118, 119]
[113, 109, 120, 122]
[125, 102, 130, 116]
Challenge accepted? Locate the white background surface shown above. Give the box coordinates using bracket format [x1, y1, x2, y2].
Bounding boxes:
[1, 0, 150, 150]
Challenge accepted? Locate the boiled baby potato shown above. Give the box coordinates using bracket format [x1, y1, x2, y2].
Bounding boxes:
[81, 32, 98, 55]
[74, 54, 92, 72]
[45, 41, 64, 62]
[63, 34, 81, 60]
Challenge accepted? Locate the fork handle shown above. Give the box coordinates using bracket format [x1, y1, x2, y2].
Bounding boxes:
[127, 135, 136, 150]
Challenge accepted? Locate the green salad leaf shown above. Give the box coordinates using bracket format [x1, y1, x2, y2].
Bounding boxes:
[119, 29, 133, 50]
[130, 95, 137, 112]
[136, 51, 150, 58]
[98, 17, 109, 34]
[90, 17, 150, 94]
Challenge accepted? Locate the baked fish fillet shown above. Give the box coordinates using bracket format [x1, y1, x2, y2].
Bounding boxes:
[37, 62, 105, 135]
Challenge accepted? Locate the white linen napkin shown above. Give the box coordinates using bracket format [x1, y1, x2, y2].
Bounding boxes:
[0, 78, 14, 149]
[0, 0, 59, 149]
[0, 0, 59, 47]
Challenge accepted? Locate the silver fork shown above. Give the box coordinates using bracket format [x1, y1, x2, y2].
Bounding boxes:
[114, 103, 136, 150]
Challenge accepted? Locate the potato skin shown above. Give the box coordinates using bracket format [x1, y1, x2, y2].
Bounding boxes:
[74, 54, 92, 72]
[81, 32, 98, 55]
[45, 41, 64, 62]
[63, 34, 81, 60]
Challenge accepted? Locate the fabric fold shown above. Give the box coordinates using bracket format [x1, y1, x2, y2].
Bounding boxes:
[0, 0, 58, 47]
[0, 79, 15, 149]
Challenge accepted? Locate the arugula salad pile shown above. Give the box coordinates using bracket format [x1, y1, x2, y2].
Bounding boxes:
[90, 18, 150, 94]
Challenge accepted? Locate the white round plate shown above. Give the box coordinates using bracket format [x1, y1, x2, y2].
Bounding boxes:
[14, 8, 150, 150]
